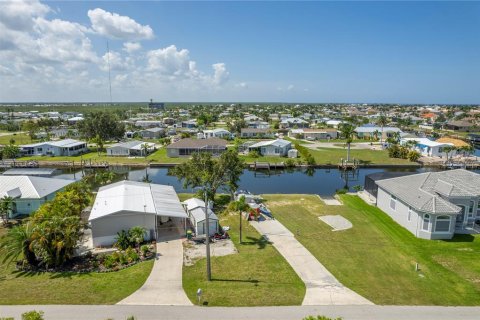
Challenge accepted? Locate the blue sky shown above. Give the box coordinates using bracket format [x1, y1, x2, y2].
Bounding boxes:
[0, 1, 479, 103]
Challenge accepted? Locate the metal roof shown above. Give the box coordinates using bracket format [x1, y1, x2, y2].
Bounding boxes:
[376, 169, 480, 215]
[249, 139, 291, 148]
[166, 138, 227, 149]
[89, 181, 187, 221]
[0, 176, 74, 199]
[3, 168, 56, 176]
[107, 140, 154, 150]
[21, 139, 86, 148]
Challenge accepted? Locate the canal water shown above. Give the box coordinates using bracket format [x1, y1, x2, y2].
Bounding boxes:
[54, 166, 480, 196]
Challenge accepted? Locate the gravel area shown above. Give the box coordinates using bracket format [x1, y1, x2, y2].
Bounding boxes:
[183, 239, 237, 266]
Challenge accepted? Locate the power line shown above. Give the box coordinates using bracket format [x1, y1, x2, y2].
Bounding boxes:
[106, 41, 113, 107]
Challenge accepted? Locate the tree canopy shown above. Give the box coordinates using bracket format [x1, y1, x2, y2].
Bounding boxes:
[78, 111, 125, 141]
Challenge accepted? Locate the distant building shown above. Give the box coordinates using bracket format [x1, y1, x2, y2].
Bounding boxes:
[148, 102, 165, 110]
[444, 121, 476, 132]
[248, 139, 291, 156]
[240, 128, 275, 139]
[20, 139, 88, 156]
[166, 138, 227, 158]
[202, 128, 231, 139]
[355, 126, 402, 140]
[106, 140, 156, 157]
[139, 127, 165, 139]
[288, 128, 338, 140]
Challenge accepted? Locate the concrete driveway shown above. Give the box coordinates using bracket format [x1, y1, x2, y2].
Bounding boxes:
[250, 219, 372, 305]
[118, 239, 192, 306]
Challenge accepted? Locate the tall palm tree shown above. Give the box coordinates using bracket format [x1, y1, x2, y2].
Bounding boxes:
[376, 115, 388, 148]
[373, 129, 380, 141]
[340, 123, 356, 162]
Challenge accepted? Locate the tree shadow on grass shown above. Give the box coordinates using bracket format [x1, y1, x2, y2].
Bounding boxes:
[211, 278, 260, 284]
[241, 236, 271, 249]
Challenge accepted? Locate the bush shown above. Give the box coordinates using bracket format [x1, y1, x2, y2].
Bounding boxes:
[352, 185, 363, 192]
[335, 188, 348, 194]
[125, 248, 139, 263]
[22, 311, 44, 320]
[248, 150, 259, 158]
[140, 245, 150, 256]
[103, 254, 117, 269]
[295, 143, 316, 165]
[115, 230, 131, 250]
[408, 150, 421, 162]
[284, 159, 296, 168]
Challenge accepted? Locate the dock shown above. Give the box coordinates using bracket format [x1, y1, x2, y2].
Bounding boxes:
[0, 159, 39, 169]
[338, 159, 358, 170]
[250, 161, 285, 171]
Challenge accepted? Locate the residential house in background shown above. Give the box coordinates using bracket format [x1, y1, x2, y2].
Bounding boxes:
[166, 138, 227, 157]
[375, 169, 480, 240]
[181, 120, 197, 129]
[20, 139, 88, 156]
[444, 120, 476, 132]
[355, 126, 402, 140]
[280, 118, 309, 129]
[139, 127, 165, 139]
[0, 176, 74, 217]
[248, 139, 291, 156]
[289, 128, 338, 140]
[240, 128, 275, 139]
[135, 120, 164, 128]
[202, 128, 231, 139]
[106, 140, 156, 157]
[401, 137, 453, 158]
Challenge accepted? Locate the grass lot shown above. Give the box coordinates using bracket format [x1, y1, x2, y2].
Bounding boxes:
[0, 133, 33, 145]
[0, 227, 154, 304]
[310, 147, 413, 165]
[263, 194, 480, 305]
[182, 212, 305, 306]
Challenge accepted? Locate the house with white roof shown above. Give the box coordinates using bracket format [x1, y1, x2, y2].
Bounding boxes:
[0, 176, 74, 218]
[401, 137, 453, 158]
[280, 118, 309, 129]
[89, 181, 188, 247]
[289, 128, 338, 140]
[248, 139, 292, 156]
[106, 140, 156, 157]
[183, 198, 219, 236]
[375, 169, 480, 240]
[20, 139, 88, 156]
[354, 126, 402, 140]
[202, 128, 232, 139]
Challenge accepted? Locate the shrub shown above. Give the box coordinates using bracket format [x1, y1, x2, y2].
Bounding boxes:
[128, 226, 146, 247]
[103, 254, 117, 269]
[115, 230, 131, 250]
[335, 188, 348, 194]
[352, 185, 363, 192]
[125, 248, 139, 263]
[140, 245, 150, 256]
[295, 143, 316, 165]
[284, 159, 296, 168]
[408, 150, 421, 162]
[248, 150, 259, 158]
[22, 311, 44, 320]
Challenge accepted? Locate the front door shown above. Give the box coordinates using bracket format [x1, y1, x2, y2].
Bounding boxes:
[456, 206, 466, 228]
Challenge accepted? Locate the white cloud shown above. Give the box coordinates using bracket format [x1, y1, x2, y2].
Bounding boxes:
[0, 0, 50, 31]
[100, 51, 132, 71]
[146, 45, 199, 78]
[287, 84, 295, 91]
[123, 41, 141, 53]
[88, 8, 154, 40]
[212, 63, 229, 86]
[235, 82, 248, 88]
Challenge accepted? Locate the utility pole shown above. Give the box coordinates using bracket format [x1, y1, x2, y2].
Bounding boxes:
[204, 188, 212, 281]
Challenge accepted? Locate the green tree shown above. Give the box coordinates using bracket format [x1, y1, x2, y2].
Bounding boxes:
[376, 114, 388, 147]
[78, 111, 125, 142]
[2, 144, 20, 159]
[339, 123, 355, 162]
[0, 222, 37, 266]
[21, 310, 44, 320]
[0, 196, 13, 225]
[129, 226, 146, 248]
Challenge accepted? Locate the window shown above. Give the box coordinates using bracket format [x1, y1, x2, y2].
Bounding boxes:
[390, 195, 397, 210]
[407, 207, 412, 222]
[422, 214, 430, 231]
[468, 200, 475, 217]
[435, 216, 451, 232]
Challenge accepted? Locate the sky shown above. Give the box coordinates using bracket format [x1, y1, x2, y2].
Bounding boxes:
[0, 1, 479, 104]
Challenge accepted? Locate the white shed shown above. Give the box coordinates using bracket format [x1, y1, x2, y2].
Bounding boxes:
[288, 149, 298, 158]
[183, 198, 219, 236]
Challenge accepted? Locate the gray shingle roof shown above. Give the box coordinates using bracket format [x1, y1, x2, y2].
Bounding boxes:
[376, 169, 480, 215]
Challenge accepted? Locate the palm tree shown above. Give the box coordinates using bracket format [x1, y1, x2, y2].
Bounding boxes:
[0, 222, 37, 266]
[373, 129, 380, 141]
[129, 226, 146, 248]
[442, 145, 457, 162]
[92, 134, 104, 155]
[376, 115, 388, 148]
[0, 196, 14, 226]
[339, 123, 356, 162]
[141, 143, 150, 157]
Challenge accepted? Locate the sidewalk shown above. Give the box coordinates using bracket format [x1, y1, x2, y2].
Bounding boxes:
[250, 219, 372, 305]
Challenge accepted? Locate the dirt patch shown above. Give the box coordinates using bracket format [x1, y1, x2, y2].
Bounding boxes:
[183, 239, 238, 266]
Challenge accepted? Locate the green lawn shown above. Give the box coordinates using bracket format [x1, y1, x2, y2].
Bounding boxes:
[0, 133, 33, 145]
[263, 194, 480, 305]
[0, 235, 154, 304]
[182, 213, 305, 306]
[310, 147, 414, 165]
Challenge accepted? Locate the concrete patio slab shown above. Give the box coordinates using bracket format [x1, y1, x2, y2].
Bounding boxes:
[319, 215, 352, 231]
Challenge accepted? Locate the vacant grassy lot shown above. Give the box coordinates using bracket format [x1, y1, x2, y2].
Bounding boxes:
[0, 133, 33, 145]
[310, 147, 413, 165]
[0, 228, 154, 304]
[182, 213, 305, 306]
[263, 194, 480, 305]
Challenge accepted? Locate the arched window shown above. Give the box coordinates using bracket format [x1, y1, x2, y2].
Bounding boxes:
[435, 215, 451, 232]
[422, 214, 430, 231]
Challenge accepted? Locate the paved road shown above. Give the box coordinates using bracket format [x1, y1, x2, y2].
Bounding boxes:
[250, 219, 372, 306]
[118, 239, 192, 306]
[2, 305, 480, 320]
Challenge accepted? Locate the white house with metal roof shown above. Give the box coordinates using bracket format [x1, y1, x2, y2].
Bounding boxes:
[248, 139, 292, 156]
[375, 169, 480, 240]
[202, 128, 231, 139]
[20, 139, 87, 156]
[0, 176, 75, 218]
[183, 198, 219, 236]
[401, 137, 453, 158]
[89, 181, 188, 247]
[106, 140, 156, 157]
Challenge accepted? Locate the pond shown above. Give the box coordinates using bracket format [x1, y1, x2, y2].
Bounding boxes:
[54, 166, 480, 197]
